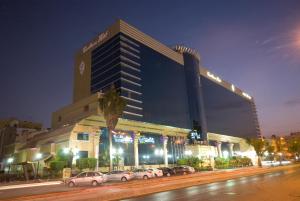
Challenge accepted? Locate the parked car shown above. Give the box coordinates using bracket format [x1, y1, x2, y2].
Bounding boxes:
[133, 169, 152, 179]
[106, 170, 134, 182]
[147, 168, 163, 177]
[65, 171, 107, 187]
[158, 167, 176, 176]
[172, 166, 195, 175]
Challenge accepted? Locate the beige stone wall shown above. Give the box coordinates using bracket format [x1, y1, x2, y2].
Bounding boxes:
[52, 93, 101, 129]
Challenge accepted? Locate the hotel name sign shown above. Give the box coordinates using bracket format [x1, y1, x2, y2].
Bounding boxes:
[82, 31, 109, 54]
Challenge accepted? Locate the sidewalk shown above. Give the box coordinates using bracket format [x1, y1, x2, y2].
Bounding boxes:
[7, 164, 300, 201]
[0, 180, 63, 190]
[0, 178, 62, 187]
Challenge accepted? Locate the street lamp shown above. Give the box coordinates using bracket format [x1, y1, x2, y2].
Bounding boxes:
[36, 153, 42, 178]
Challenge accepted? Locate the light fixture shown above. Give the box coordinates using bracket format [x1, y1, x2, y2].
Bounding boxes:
[231, 84, 235, 92]
[242, 92, 252, 100]
[7, 157, 13, 164]
[223, 150, 229, 158]
[184, 150, 192, 156]
[63, 148, 70, 154]
[36, 153, 42, 160]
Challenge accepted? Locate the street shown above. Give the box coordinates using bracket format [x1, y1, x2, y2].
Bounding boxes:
[123, 166, 300, 201]
[0, 165, 299, 201]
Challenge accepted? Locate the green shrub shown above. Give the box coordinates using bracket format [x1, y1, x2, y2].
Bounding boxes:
[215, 156, 252, 169]
[177, 157, 201, 169]
[88, 158, 97, 169]
[49, 161, 66, 176]
[76, 158, 97, 170]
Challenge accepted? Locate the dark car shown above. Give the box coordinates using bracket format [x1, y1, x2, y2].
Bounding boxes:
[172, 166, 195, 175]
[158, 167, 176, 176]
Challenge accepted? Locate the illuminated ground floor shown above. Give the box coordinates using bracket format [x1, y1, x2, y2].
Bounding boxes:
[3, 114, 256, 175]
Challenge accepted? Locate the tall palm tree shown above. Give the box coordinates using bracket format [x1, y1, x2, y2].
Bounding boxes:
[99, 85, 126, 171]
[246, 138, 265, 167]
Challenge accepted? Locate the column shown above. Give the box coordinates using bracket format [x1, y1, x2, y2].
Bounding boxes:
[95, 134, 99, 171]
[163, 136, 168, 167]
[134, 132, 140, 168]
[228, 143, 234, 157]
[216, 141, 222, 158]
[50, 143, 56, 155]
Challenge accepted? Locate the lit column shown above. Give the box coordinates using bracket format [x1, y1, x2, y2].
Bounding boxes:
[134, 132, 140, 168]
[94, 133, 99, 171]
[163, 136, 168, 167]
[216, 141, 222, 157]
[228, 143, 234, 157]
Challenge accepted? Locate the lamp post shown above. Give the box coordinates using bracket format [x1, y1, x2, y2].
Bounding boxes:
[36, 153, 42, 178]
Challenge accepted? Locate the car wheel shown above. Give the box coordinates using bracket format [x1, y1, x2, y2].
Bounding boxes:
[91, 180, 98, 187]
[68, 181, 75, 187]
[143, 175, 149, 180]
[154, 174, 158, 177]
[121, 177, 127, 182]
[167, 173, 170, 177]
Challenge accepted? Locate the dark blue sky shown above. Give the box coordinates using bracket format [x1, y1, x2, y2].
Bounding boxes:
[1, 0, 300, 136]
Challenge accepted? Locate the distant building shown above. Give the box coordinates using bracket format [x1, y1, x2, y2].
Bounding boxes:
[0, 118, 42, 170]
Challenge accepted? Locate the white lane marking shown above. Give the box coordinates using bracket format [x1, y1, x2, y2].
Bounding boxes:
[0, 181, 62, 190]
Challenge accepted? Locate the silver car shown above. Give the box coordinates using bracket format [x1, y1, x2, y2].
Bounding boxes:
[65, 171, 106, 187]
[133, 169, 153, 179]
[106, 170, 134, 182]
[147, 168, 163, 177]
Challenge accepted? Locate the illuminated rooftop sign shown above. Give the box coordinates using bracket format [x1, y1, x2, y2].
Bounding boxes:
[82, 31, 109, 53]
[207, 71, 222, 83]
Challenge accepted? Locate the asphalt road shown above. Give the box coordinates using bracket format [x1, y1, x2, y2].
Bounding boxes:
[123, 166, 300, 201]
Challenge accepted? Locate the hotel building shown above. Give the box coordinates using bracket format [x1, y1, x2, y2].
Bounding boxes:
[5, 20, 260, 171]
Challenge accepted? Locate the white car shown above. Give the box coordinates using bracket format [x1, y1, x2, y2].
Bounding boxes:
[65, 171, 106, 187]
[133, 169, 153, 179]
[106, 170, 134, 182]
[184, 166, 195, 173]
[147, 168, 163, 177]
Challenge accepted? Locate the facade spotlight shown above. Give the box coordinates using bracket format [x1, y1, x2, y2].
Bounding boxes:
[63, 147, 70, 154]
[36, 153, 42, 160]
[7, 157, 13, 164]
[223, 150, 229, 158]
[118, 147, 124, 155]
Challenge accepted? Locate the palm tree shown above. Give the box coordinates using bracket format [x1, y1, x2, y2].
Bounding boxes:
[99, 85, 126, 171]
[246, 138, 265, 167]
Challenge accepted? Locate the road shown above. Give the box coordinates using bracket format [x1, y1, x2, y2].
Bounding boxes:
[123, 166, 300, 201]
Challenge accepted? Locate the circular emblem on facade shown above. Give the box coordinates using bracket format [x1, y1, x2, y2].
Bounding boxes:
[79, 61, 85, 75]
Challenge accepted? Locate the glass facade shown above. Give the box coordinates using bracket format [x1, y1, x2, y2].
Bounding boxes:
[167, 136, 185, 165]
[201, 76, 259, 138]
[99, 128, 185, 166]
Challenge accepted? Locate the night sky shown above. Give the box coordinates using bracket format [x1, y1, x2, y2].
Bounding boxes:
[0, 0, 300, 136]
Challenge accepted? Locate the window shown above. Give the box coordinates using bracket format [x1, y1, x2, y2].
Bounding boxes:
[58, 116, 62, 122]
[77, 172, 86, 178]
[87, 172, 95, 177]
[77, 133, 89, 141]
[78, 151, 88, 158]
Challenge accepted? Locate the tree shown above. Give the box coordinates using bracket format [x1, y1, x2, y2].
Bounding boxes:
[56, 149, 73, 168]
[99, 85, 127, 171]
[287, 137, 300, 158]
[246, 138, 265, 167]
